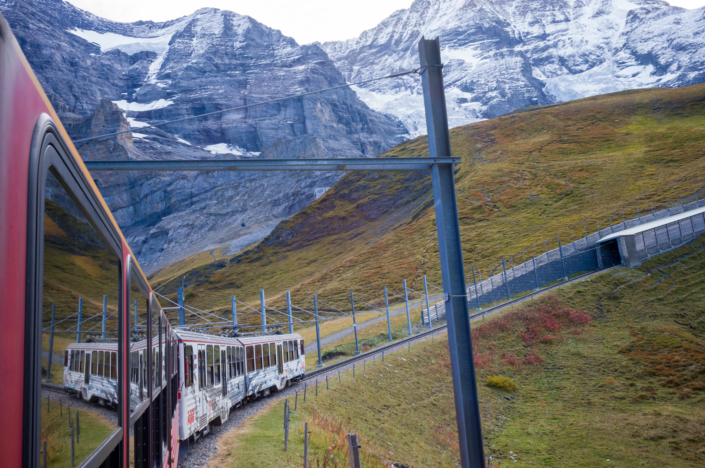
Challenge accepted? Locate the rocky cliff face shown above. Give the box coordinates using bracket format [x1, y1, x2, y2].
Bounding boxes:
[321, 0, 705, 137]
[1, 0, 408, 272]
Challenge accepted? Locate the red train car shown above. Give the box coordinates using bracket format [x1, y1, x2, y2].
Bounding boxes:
[0, 13, 179, 468]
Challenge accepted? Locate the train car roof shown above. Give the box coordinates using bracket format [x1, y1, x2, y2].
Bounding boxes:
[173, 329, 302, 346]
[66, 342, 119, 351]
[237, 333, 302, 345]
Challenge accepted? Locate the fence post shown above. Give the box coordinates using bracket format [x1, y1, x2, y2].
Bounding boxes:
[501, 258, 510, 301]
[650, 202, 655, 219]
[583, 223, 587, 238]
[71, 426, 75, 467]
[76, 411, 80, 442]
[314, 295, 323, 368]
[295, 390, 298, 410]
[304, 383, 307, 402]
[403, 280, 412, 336]
[350, 292, 360, 355]
[47, 304, 56, 380]
[286, 291, 293, 334]
[384, 287, 392, 341]
[77, 298, 83, 344]
[471, 266, 481, 310]
[326, 375, 329, 390]
[260, 290, 266, 334]
[558, 237, 568, 281]
[423, 276, 432, 329]
[177, 287, 185, 326]
[284, 399, 289, 451]
[316, 379, 318, 396]
[43, 440, 47, 468]
[348, 433, 362, 468]
[532, 256, 539, 290]
[231, 296, 238, 331]
[303, 422, 309, 468]
[621, 211, 626, 229]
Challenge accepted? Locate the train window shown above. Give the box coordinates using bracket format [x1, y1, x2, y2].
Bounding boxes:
[246, 346, 254, 373]
[289, 341, 295, 361]
[284, 342, 289, 363]
[207, 345, 214, 386]
[97, 351, 103, 376]
[39, 171, 120, 467]
[269, 343, 276, 367]
[129, 269, 149, 410]
[111, 352, 117, 380]
[255, 344, 263, 370]
[262, 344, 267, 368]
[198, 349, 205, 389]
[294, 341, 299, 359]
[152, 297, 160, 392]
[214, 345, 221, 385]
[184, 346, 194, 387]
[91, 351, 98, 375]
[300, 339, 304, 355]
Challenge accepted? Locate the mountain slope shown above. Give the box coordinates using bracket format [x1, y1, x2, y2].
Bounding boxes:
[156, 84, 705, 323]
[0, 0, 408, 271]
[321, 0, 705, 137]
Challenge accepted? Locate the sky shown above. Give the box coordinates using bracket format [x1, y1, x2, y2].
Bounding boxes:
[67, 0, 705, 45]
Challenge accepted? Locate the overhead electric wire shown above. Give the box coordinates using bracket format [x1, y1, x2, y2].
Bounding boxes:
[75, 66, 427, 144]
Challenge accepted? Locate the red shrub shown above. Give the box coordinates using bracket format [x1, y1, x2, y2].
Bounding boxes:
[503, 353, 520, 367]
[568, 310, 591, 325]
[523, 351, 545, 366]
[540, 334, 557, 344]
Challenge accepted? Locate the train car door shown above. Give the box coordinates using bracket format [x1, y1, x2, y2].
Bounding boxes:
[84, 352, 91, 384]
[197, 344, 207, 423]
[277, 344, 283, 374]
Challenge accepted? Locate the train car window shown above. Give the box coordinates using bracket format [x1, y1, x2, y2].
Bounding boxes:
[214, 345, 221, 385]
[64, 350, 68, 367]
[284, 342, 289, 363]
[184, 346, 194, 387]
[198, 349, 205, 389]
[38, 171, 120, 467]
[207, 345, 214, 387]
[294, 341, 299, 359]
[111, 352, 117, 380]
[255, 344, 263, 370]
[289, 341, 295, 361]
[91, 351, 98, 375]
[263, 344, 270, 368]
[246, 346, 254, 373]
[269, 343, 276, 367]
[128, 269, 149, 411]
[99, 351, 105, 377]
[152, 298, 159, 393]
[300, 340, 304, 355]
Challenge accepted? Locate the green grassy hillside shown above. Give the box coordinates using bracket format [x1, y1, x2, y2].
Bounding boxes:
[153, 84, 705, 329]
[213, 236, 705, 467]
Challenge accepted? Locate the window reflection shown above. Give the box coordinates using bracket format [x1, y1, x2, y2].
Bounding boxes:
[129, 271, 149, 411]
[41, 172, 119, 467]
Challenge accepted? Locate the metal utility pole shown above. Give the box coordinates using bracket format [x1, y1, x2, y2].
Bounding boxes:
[419, 36, 484, 467]
[558, 237, 568, 281]
[423, 275, 432, 329]
[260, 290, 266, 334]
[102, 294, 107, 340]
[350, 292, 360, 355]
[314, 295, 323, 368]
[77, 298, 83, 344]
[501, 259, 510, 301]
[177, 287, 185, 326]
[231, 296, 238, 331]
[286, 291, 293, 334]
[403, 280, 412, 335]
[384, 287, 392, 341]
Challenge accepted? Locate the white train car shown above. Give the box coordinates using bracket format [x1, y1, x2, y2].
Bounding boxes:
[64, 341, 119, 407]
[175, 331, 305, 443]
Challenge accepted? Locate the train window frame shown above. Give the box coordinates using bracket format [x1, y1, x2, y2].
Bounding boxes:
[127, 258, 152, 425]
[207, 345, 214, 387]
[246, 346, 254, 373]
[184, 345, 194, 388]
[24, 119, 125, 468]
[214, 345, 221, 385]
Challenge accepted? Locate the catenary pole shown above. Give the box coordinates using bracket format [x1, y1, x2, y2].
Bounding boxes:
[423, 276, 432, 329]
[419, 36, 484, 467]
[77, 298, 83, 344]
[260, 290, 266, 334]
[102, 294, 107, 340]
[231, 296, 238, 331]
[314, 295, 323, 368]
[350, 292, 360, 355]
[177, 287, 185, 325]
[384, 287, 392, 341]
[286, 291, 293, 334]
[403, 280, 412, 335]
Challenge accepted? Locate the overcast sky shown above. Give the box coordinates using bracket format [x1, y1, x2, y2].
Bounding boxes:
[67, 0, 705, 45]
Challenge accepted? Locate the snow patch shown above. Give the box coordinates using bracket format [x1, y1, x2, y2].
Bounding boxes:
[204, 143, 253, 155]
[113, 99, 174, 112]
[131, 133, 148, 140]
[68, 29, 172, 56]
[127, 118, 150, 128]
[176, 138, 191, 146]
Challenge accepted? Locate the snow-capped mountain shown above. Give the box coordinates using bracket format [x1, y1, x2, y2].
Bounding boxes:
[1, 0, 407, 272]
[321, 0, 705, 137]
